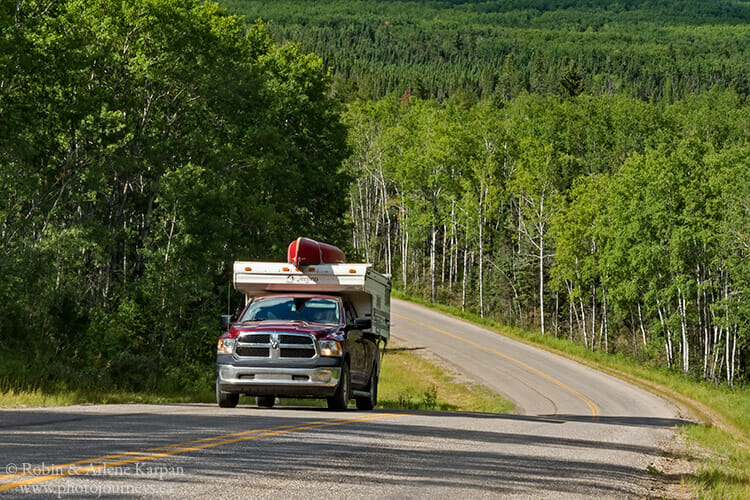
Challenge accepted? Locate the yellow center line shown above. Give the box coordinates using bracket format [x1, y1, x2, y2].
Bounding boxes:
[0, 419, 319, 483]
[393, 312, 601, 418]
[0, 413, 398, 492]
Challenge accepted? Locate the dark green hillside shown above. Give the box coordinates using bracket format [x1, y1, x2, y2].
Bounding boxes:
[222, 0, 750, 101]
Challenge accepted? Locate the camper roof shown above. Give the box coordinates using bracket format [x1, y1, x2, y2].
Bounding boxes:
[233, 261, 382, 297]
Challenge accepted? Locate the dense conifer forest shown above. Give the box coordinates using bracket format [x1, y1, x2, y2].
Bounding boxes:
[225, 0, 749, 102]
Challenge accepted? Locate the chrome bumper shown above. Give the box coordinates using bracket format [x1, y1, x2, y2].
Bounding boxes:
[217, 363, 341, 397]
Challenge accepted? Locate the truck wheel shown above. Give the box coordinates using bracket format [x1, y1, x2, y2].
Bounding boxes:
[256, 396, 275, 408]
[355, 362, 379, 411]
[216, 379, 239, 408]
[327, 360, 350, 410]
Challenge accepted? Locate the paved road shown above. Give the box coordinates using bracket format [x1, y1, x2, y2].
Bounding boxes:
[391, 298, 675, 419]
[0, 299, 688, 498]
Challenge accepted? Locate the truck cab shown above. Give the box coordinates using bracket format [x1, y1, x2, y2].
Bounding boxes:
[216, 260, 390, 410]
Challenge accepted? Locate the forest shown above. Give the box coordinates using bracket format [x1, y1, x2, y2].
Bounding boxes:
[343, 92, 749, 386]
[1, 0, 748, 392]
[224, 0, 750, 102]
[0, 0, 349, 392]
[223, 0, 750, 384]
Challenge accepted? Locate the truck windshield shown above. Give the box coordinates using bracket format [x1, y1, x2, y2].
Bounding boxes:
[240, 297, 341, 325]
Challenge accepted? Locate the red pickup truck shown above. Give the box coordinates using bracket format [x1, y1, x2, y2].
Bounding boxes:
[216, 254, 390, 411]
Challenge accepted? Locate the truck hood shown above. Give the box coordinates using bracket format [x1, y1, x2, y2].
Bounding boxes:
[230, 320, 342, 339]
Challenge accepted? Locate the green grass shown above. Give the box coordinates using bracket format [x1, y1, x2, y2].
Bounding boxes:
[687, 425, 750, 499]
[394, 291, 750, 499]
[0, 377, 215, 407]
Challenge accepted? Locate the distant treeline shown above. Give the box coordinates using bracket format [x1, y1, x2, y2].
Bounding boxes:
[345, 91, 749, 385]
[223, 0, 750, 102]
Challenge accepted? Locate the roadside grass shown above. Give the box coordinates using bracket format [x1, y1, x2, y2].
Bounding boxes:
[0, 376, 215, 407]
[394, 291, 750, 499]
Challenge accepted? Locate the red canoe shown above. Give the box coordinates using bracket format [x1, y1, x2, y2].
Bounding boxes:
[287, 237, 346, 266]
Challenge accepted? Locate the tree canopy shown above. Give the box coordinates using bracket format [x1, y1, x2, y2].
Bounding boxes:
[0, 0, 349, 390]
[2, 0, 747, 393]
[344, 90, 750, 385]
[224, 0, 750, 102]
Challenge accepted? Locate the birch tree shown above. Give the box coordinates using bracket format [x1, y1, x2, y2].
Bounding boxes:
[510, 138, 564, 335]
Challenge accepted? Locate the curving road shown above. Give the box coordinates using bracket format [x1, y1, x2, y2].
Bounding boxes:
[389, 299, 689, 496]
[391, 298, 675, 419]
[0, 299, 689, 498]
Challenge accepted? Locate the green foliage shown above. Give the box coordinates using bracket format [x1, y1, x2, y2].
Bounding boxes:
[396, 385, 439, 411]
[346, 90, 750, 385]
[223, 0, 750, 102]
[3, 0, 748, 409]
[0, 0, 349, 392]
[558, 62, 585, 98]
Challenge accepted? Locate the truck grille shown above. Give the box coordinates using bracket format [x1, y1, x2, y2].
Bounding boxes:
[235, 333, 316, 359]
[236, 347, 270, 357]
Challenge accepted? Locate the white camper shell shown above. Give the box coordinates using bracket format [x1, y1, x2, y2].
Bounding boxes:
[233, 262, 391, 339]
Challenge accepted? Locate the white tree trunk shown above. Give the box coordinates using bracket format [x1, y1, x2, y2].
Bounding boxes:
[401, 209, 408, 294]
[579, 297, 588, 349]
[383, 186, 392, 277]
[602, 288, 608, 353]
[657, 303, 673, 368]
[462, 231, 468, 312]
[441, 223, 447, 286]
[478, 188, 485, 318]
[591, 283, 596, 348]
[711, 325, 721, 382]
[678, 286, 689, 374]
[729, 328, 737, 387]
[357, 181, 369, 261]
[554, 291, 559, 338]
[430, 225, 436, 303]
[637, 302, 647, 345]
[539, 232, 544, 334]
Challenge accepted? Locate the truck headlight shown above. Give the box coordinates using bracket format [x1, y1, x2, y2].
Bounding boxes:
[318, 340, 342, 357]
[217, 338, 235, 354]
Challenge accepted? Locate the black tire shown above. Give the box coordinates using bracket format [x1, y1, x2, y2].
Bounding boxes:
[216, 379, 239, 408]
[256, 395, 275, 408]
[327, 360, 351, 410]
[355, 365, 379, 411]
[356, 362, 379, 411]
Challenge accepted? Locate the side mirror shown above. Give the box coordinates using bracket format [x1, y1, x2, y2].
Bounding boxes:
[354, 317, 371, 331]
[220, 314, 234, 330]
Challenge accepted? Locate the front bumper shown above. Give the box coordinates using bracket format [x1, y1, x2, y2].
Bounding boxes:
[217, 360, 342, 397]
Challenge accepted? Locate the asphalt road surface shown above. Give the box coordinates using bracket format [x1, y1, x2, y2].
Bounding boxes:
[0, 299, 689, 498]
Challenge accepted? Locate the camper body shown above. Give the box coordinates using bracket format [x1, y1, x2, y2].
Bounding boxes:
[216, 261, 390, 410]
